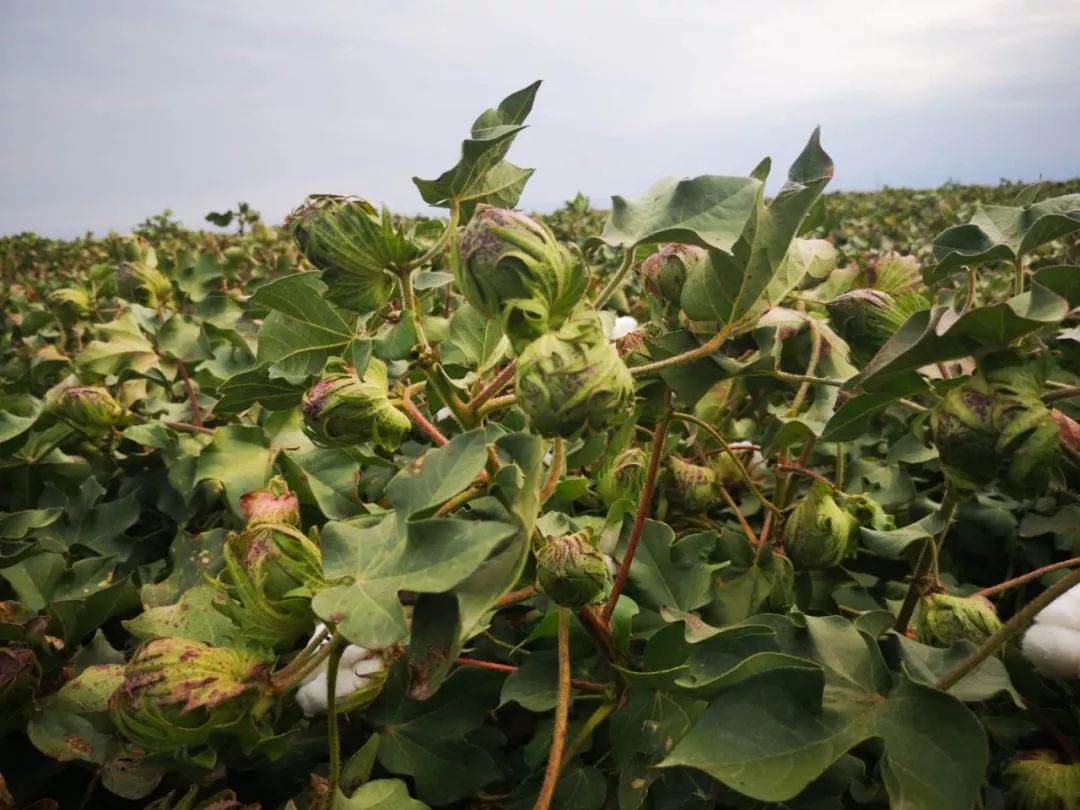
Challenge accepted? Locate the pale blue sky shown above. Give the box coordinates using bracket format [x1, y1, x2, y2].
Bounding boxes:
[2, 0, 1079, 236]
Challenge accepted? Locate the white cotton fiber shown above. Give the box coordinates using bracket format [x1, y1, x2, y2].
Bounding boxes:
[1021, 584, 1080, 679]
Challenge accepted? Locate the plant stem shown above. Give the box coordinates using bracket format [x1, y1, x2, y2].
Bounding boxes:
[476, 394, 517, 419]
[577, 606, 621, 664]
[468, 361, 517, 415]
[539, 438, 566, 504]
[771, 370, 843, 387]
[534, 608, 572, 810]
[1043, 386, 1080, 404]
[560, 700, 617, 768]
[434, 485, 485, 517]
[276, 625, 331, 679]
[326, 638, 345, 797]
[1013, 256, 1025, 297]
[404, 205, 459, 271]
[961, 267, 977, 314]
[776, 462, 836, 489]
[164, 420, 213, 435]
[399, 388, 449, 446]
[398, 267, 430, 353]
[176, 359, 204, 428]
[894, 485, 960, 634]
[718, 485, 758, 546]
[788, 319, 823, 417]
[629, 327, 730, 377]
[593, 246, 636, 310]
[272, 640, 335, 695]
[898, 398, 929, 413]
[670, 412, 780, 515]
[835, 443, 845, 488]
[936, 567, 1080, 691]
[975, 557, 1080, 599]
[602, 402, 671, 623]
[495, 586, 538, 608]
[455, 656, 607, 692]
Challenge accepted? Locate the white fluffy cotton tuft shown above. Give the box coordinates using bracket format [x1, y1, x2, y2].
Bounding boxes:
[293, 625, 387, 716]
[609, 316, 639, 340]
[1021, 583, 1080, 679]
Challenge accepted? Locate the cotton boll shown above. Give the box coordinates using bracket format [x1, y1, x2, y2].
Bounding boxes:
[1022, 623, 1080, 680]
[295, 643, 387, 717]
[609, 316, 639, 340]
[436, 406, 452, 422]
[603, 553, 618, 579]
[1031, 584, 1080, 631]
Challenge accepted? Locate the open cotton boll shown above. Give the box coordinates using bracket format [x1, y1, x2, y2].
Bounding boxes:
[295, 644, 386, 717]
[603, 553, 618, 579]
[1022, 623, 1080, 680]
[609, 316, 638, 340]
[1031, 583, 1080, 631]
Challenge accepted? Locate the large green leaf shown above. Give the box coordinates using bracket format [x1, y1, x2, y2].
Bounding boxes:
[848, 282, 1069, 391]
[680, 129, 834, 334]
[0, 394, 43, 443]
[441, 302, 509, 371]
[312, 514, 517, 648]
[413, 81, 540, 210]
[931, 192, 1080, 278]
[195, 425, 275, 516]
[589, 175, 761, 252]
[336, 779, 428, 810]
[251, 273, 354, 383]
[621, 523, 720, 614]
[213, 365, 303, 415]
[372, 669, 502, 805]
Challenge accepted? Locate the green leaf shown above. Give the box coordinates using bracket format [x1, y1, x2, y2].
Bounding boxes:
[385, 428, 491, 523]
[681, 129, 834, 333]
[931, 192, 1080, 278]
[374, 669, 502, 805]
[413, 81, 540, 210]
[892, 635, 1021, 705]
[822, 372, 929, 441]
[282, 447, 365, 520]
[213, 365, 303, 415]
[124, 584, 240, 646]
[849, 283, 1069, 392]
[251, 273, 353, 383]
[0, 506, 62, 540]
[589, 175, 761, 252]
[195, 425, 274, 516]
[139, 528, 227, 608]
[27, 708, 111, 764]
[335, 779, 428, 810]
[76, 312, 160, 378]
[621, 523, 719, 613]
[313, 515, 517, 648]
[0, 394, 43, 443]
[441, 302, 509, 371]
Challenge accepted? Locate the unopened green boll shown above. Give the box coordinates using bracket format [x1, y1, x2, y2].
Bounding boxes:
[117, 261, 172, 307]
[784, 482, 859, 569]
[916, 593, 1001, 648]
[930, 378, 1000, 487]
[827, 288, 928, 362]
[535, 529, 611, 609]
[301, 358, 410, 450]
[109, 637, 273, 753]
[639, 244, 708, 305]
[666, 457, 720, 511]
[987, 365, 1060, 495]
[1004, 750, 1080, 809]
[286, 195, 405, 312]
[458, 205, 587, 352]
[515, 310, 635, 437]
[596, 447, 648, 506]
[55, 386, 124, 436]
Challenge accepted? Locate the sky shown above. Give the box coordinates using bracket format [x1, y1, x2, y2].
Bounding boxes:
[2, 0, 1079, 237]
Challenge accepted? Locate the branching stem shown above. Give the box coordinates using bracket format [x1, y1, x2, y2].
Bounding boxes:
[534, 608, 572, 810]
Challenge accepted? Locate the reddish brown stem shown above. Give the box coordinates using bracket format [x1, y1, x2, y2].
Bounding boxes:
[534, 608, 571, 810]
[602, 401, 671, 624]
[455, 656, 606, 692]
[176, 359, 204, 428]
[469, 361, 517, 414]
[975, 557, 1080, 599]
[577, 607, 621, 664]
[495, 586, 539, 608]
[400, 389, 449, 446]
[776, 462, 836, 489]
